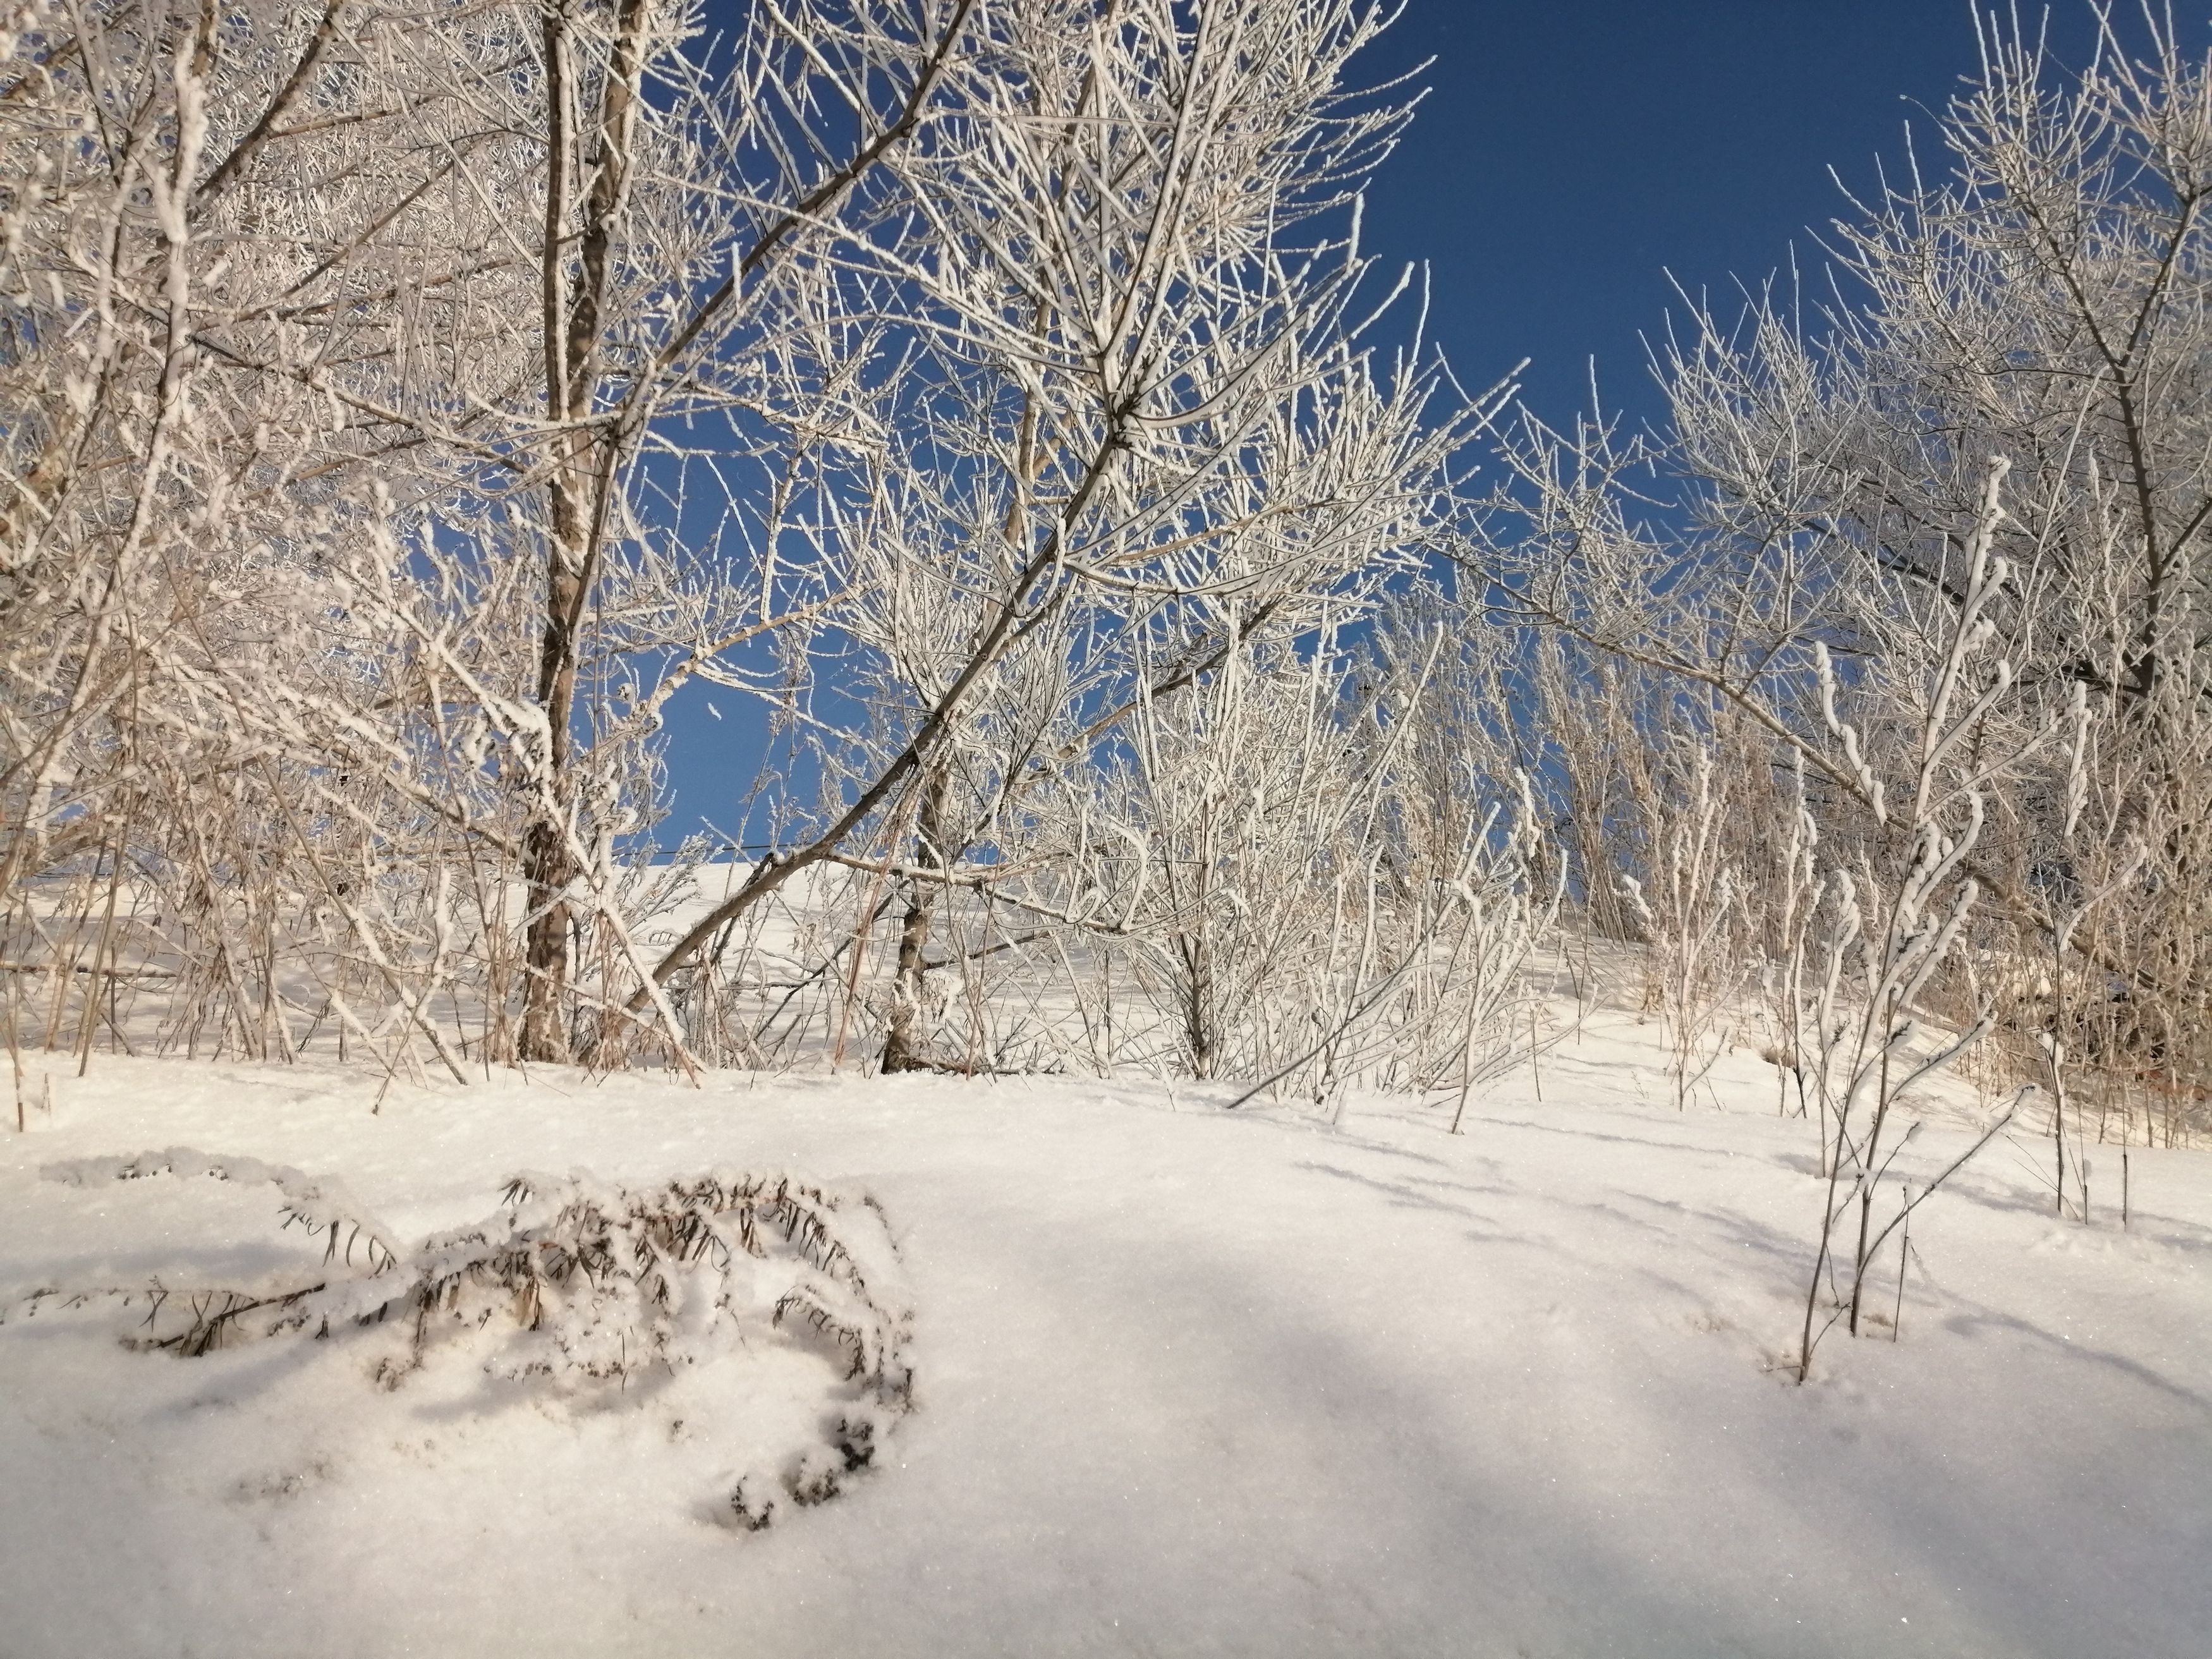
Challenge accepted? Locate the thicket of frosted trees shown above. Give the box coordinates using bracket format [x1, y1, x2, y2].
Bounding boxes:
[5, 0, 2208, 1206]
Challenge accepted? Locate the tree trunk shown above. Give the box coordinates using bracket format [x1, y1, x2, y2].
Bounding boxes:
[882, 765, 954, 1073]
[516, 0, 646, 1064]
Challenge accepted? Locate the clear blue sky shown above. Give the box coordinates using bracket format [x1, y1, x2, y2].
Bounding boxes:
[657, 0, 2103, 843]
[1349, 0, 2005, 427]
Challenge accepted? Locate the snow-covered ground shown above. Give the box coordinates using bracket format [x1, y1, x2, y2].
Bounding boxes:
[3, 1011, 2206, 1658]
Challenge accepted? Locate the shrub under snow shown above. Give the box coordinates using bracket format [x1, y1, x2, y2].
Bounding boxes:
[11, 1150, 914, 1524]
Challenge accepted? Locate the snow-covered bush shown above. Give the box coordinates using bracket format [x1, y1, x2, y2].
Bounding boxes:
[13, 1150, 913, 1520]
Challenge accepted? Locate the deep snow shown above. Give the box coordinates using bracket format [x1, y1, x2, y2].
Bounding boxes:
[3, 1011, 2207, 1658]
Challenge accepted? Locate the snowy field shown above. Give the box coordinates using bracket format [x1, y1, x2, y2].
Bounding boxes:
[3, 1014, 2207, 1658]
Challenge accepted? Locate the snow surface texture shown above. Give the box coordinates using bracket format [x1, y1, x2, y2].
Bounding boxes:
[2, 1011, 2207, 1657]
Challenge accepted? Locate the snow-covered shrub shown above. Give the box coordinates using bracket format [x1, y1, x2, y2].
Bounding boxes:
[14, 1150, 913, 1519]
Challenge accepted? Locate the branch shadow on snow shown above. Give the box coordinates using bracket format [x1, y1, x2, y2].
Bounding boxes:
[1092, 1145, 2203, 1658]
[1292, 1159, 1516, 1233]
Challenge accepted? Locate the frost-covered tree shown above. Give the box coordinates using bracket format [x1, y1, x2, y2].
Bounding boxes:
[636, 0, 1485, 1073]
[1476, 6, 2212, 1129]
[2, 0, 1499, 1086]
[2, 0, 976, 1064]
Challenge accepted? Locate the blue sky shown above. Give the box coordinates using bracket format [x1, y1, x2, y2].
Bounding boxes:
[657, 0, 2098, 843]
[1348, 0, 2002, 428]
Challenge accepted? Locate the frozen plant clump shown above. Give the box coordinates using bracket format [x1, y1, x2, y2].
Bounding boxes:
[11, 1150, 915, 1520]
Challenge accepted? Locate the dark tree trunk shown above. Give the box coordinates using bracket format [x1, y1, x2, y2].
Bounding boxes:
[882, 765, 953, 1073]
[515, 0, 646, 1064]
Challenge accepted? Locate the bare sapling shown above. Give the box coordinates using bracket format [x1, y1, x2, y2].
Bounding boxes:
[1797, 461, 2036, 1382]
[1620, 741, 1742, 1110]
[1765, 752, 1825, 1121]
[2041, 679, 2150, 1217]
[1443, 777, 1565, 1134]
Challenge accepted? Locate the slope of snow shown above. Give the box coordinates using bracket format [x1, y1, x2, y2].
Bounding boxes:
[2, 1012, 2206, 1658]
